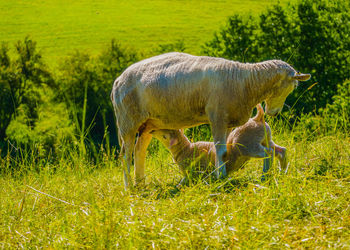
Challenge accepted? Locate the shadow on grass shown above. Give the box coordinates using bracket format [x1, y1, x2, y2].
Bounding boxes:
[131, 175, 261, 200]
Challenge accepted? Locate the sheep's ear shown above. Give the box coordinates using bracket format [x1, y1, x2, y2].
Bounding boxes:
[292, 73, 311, 81]
[180, 129, 185, 134]
[253, 104, 265, 123]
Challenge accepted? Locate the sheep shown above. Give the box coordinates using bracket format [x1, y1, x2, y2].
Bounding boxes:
[151, 104, 286, 182]
[110, 52, 309, 187]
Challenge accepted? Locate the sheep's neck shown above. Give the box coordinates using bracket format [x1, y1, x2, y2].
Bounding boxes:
[228, 62, 282, 108]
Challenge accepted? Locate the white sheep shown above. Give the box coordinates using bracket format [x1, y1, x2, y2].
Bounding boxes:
[110, 52, 309, 187]
[151, 104, 286, 182]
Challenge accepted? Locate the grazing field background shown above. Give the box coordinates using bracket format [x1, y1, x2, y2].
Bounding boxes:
[0, 0, 289, 61]
[0, 0, 349, 248]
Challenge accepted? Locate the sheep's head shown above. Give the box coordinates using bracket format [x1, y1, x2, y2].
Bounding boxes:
[265, 70, 310, 116]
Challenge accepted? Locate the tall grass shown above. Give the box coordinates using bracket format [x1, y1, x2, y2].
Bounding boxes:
[1, 113, 349, 248]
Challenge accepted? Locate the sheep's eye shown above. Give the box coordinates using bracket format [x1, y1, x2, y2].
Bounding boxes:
[163, 135, 167, 139]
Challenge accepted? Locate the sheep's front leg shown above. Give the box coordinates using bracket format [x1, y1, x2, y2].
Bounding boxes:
[261, 150, 274, 181]
[210, 121, 228, 179]
[134, 132, 152, 186]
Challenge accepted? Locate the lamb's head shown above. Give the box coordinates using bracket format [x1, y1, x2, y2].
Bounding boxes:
[151, 129, 183, 149]
[265, 61, 311, 116]
[228, 104, 286, 167]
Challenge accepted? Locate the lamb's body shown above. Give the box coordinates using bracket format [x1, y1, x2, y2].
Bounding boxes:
[111, 52, 309, 186]
[155, 132, 216, 175]
[152, 105, 287, 178]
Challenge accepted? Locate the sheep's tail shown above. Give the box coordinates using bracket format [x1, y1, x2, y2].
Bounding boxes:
[253, 103, 265, 123]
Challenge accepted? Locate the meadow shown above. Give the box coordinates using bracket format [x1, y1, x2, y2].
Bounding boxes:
[1, 120, 349, 248]
[1, 0, 349, 248]
[0, 0, 288, 61]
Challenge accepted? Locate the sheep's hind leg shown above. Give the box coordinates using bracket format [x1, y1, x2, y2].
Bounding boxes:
[121, 131, 137, 189]
[134, 131, 152, 186]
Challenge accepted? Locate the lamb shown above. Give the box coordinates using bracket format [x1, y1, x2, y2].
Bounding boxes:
[151, 104, 286, 182]
[110, 52, 309, 187]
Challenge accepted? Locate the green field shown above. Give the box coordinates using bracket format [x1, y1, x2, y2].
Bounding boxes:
[0, 0, 288, 61]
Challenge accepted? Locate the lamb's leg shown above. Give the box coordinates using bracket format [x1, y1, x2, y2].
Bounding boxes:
[272, 143, 287, 172]
[210, 121, 228, 179]
[241, 144, 273, 181]
[134, 131, 152, 186]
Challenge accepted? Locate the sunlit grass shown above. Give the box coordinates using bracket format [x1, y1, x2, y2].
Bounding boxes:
[1, 120, 349, 248]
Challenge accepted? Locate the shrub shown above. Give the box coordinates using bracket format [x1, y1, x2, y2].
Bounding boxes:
[0, 37, 54, 149]
[57, 40, 138, 150]
[321, 79, 350, 130]
[6, 85, 75, 157]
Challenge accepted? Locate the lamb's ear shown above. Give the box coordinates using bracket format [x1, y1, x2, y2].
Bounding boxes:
[180, 129, 185, 134]
[253, 104, 265, 123]
[292, 73, 311, 81]
[169, 138, 178, 147]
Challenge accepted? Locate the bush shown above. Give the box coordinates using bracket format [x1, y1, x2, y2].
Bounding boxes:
[57, 40, 138, 150]
[321, 79, 350, 129]
[0, 37, 54, 150]
[1, 37, 139, 161]
[6, 85, 75, 157]
[293, 79, 349, 139]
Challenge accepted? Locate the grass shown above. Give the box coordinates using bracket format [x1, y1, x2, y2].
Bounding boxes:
[0, 0, 290, 62]
[1, 120, 349, 248]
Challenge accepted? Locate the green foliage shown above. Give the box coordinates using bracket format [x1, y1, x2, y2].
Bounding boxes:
[323, 80, 350, 125]
[300, 79, 350, 134]
[0, 38, 54, 147]
[154, 39, 187, 54]
[57, 40, 138, 149]
[0, 43, 13, 143]
[0, 37, 138, 162]
[6, 85, 75, 158]
[203, 0, 350, 114]
[203, 15, 257, 62]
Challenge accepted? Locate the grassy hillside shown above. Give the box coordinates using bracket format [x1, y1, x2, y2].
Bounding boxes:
[0, 0, 289, 61]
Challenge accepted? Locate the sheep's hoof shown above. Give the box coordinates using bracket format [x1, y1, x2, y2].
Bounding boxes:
[216, 166, 227, 179]
[261, 174, 270, 182]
